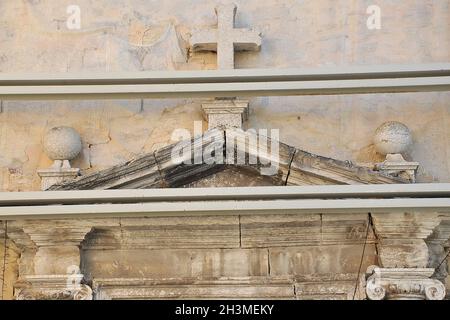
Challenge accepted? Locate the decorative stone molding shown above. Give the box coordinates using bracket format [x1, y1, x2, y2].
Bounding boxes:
[295, 274, 366, 300]
[93, 277, 293, 300]
[38, 126, 82, 190]
[92, 275, 366, 300]
[15, 275, 93, 300]
[365, 266, 446, 300]
[202, 99, 249, 129]
[371, 212, 440, 268]
[373, 122, 418, 182]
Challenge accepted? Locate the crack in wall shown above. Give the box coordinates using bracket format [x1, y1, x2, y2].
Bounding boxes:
[368, 212, 381, 265]
[1, 221, 7, 300]
[283, 149, 296, 186]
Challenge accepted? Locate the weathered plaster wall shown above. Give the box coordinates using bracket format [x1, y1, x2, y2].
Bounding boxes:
[1, 0, 450, 190]
[0, 222, 18, 300]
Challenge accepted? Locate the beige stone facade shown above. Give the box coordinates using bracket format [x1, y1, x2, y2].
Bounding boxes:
[1, 0, 450, 300]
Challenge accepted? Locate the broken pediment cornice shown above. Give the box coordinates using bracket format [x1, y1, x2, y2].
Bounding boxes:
[49, 128, 406, 191]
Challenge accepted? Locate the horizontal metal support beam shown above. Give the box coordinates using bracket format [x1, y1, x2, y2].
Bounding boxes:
[1, 64, 450, 100]
[1, 76, 450, 100]
[1, 63, 449, 85]
[1, 183, 450, 206]
[1, 184, 449, 220]
[0, 198, 449, 220]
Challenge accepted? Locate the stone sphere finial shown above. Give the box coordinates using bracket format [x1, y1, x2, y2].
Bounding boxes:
[373, 121, 413, 156]
[43, 126, 82, 161]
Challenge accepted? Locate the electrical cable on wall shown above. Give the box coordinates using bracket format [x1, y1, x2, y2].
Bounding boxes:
[352, 213, 371, 300]
[432, 246, 450, 279]
[1, 221, 7, 300]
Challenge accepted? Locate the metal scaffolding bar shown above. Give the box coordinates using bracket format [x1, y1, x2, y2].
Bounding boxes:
[1, 64, 450, 100]
[0, 184, 449, 220]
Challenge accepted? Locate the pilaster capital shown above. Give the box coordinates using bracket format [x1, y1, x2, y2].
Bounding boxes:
[371, 212, 440, 268]
[15, 275, 93, 300]
[365, 266, 446, 300]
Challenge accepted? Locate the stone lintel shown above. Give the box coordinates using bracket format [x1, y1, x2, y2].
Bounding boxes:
[37, 167, 80, 191]
[365, 266, 446, 300]
[202, 99, 249, 129]
[92, 274, 365, 300]
[93, 277, 293, 300]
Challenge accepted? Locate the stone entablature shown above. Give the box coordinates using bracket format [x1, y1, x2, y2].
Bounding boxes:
[5, 209, 448, 300]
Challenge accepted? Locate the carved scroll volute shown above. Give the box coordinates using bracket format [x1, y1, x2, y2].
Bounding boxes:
[424, 282, 446, 300]
[15, 275, 93, 301]
[16, 284, 93, 301]
[366, 266, 386, 300]
[73, 285, 94, 300]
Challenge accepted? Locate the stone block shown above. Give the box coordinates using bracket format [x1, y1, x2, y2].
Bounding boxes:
[240, 213, 373, 248]
[269, 245, 378, 276]
[82, 248, 269, 281]
[241, 214, 321, 247]
[83, 215, 240, 249]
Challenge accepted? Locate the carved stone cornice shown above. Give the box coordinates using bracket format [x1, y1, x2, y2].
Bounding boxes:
[22, 223, 92, 248]
[50, 129, 404, 191]
[15, 275, 92, 300]
[287, 149, 405, 186]
[365, 266, 446, 300]
[6, 223, 38, 276]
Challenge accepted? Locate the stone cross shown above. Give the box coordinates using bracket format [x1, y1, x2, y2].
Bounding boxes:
[190, 3, 262, 69]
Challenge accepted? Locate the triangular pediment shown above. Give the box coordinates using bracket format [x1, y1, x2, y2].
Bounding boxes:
[50, 128, 406, 190]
